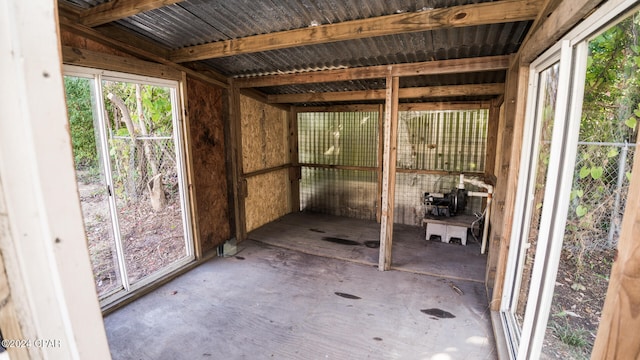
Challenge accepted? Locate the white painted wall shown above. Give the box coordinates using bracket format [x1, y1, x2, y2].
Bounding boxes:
[0, 0, 111, 359]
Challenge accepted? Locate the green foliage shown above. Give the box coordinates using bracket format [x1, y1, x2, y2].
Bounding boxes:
[549, 320, 589, 348]
[65, 77, 98, 170]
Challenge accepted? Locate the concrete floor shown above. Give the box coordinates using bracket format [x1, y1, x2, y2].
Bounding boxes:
[105, 214, 496, 359]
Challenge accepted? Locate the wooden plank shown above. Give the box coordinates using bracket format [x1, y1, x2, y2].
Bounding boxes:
[243, 164, 291, 179]
[489, 57, 529, 309]
[399, 101, 492, 111]
[377, 104, 384, 224]
[519, 0, 602, 64]
[79, 0, 186, 27]
[293, 104, 380, 113]
[379, 74, 400, 271]
[592, 133, 640, 359]
[300, 163, 378, 172]
[289, 107, 301, 213]
[178, 72, 202, 259]
[58, 15, 229, 89]
[235, 55, 510, 88]
[267, 83, 505, 104]
[169, 0, 541, 62]
[62, 46, 182, 79]
[484, 98, 502, 181]
[229, 83, 247, 242]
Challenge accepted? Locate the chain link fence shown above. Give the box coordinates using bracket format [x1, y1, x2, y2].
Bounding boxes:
[109, 135, 179, 205]
[564, 141, 635, 254]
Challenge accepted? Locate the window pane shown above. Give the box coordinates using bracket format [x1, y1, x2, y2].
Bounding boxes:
[515, 62, 560, 328]
[542, 11, 639, 358]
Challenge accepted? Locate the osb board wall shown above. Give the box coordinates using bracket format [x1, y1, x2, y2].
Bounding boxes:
[187, 77, 231, 253]
[240, 95, 289, 173]
[245, 169, 290, 232]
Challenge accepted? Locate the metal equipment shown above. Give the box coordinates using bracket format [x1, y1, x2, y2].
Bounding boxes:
[423, 188, 467, 217]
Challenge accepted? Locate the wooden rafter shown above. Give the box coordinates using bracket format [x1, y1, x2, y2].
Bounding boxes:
[58, 15, 229, 88]
[266, 83, 504, 104]
[169, 0, 542, 63]
[236, 55, 511, 88]
[79, 0, 186, 27]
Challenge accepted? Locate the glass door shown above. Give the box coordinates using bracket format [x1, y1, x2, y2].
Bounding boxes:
[65, 67, 194, 307]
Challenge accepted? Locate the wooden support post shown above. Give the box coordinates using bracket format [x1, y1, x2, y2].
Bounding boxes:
[179, 73, 202, 259]
[376, 104, 384, 224]
[485, 96, 502, 183]
[228, 83, 247, 242]
[489, 57, 530, 310]
[289, 106, 301, 212]
[592, 133, 640, 359]
[378, 73, 399, 271]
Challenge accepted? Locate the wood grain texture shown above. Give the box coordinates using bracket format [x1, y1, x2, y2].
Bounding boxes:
[169, 0, 541, 62]
[245, 169, 290, 232]
[62, 46, 181, 79]
[592, 134, 640, 359]
[59, 17, 229, 88]
[489, 58, 529, 309]
[240, 96, 289, 174]
[235, 56, 510, 88]
[379, 75, 399, 271]
[80, 0, 186, 27]
[267, 84, 504, 104]
[187, 77, 231, 254]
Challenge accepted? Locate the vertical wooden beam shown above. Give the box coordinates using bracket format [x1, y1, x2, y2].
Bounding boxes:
[376, 104, 384, 223]
[592, 133, 640, 359]
[485, 96, 502, 182]
[228, 82, 247, 242]
[489, 56, 530, 309]
[289, 106, 301, 212]
[179, 73, 203, 259]
[379, 73, 399, 271]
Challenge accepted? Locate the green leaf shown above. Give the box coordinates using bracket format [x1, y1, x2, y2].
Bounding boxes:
[607, 148, 619, 158]
[626, 116, 638, 130]
[576, 189, 584, 198]
[579, 166, 591, 179]
[627, 171, 632, 182]
[576, 205, 588, 217]
[591, 167, 604, 180]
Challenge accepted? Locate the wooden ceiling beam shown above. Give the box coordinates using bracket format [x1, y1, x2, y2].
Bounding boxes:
[58, 15, 229, 88]
[236, 55, 510, 88]
[267, 83, 504, 104]
[79, 0, 186, 27]
[169, 0, 543, 63]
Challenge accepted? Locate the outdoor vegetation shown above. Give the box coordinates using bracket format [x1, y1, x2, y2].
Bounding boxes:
[542, 11, 639, 359]
[65, 76, 187, 299]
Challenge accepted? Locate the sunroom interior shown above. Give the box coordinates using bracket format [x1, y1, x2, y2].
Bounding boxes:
[1, 0, 640, 359]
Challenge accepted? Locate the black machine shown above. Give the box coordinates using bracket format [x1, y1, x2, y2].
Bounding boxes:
[424, 188, 467, 217]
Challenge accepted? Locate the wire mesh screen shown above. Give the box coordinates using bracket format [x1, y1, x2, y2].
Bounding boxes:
[300, 167, 378, 220]
[298, 111, 379, 167]
[565, 142, 635, 251]
[394, 173, 484, 226]
[109, 136, 179, 203]
[397, 109, 488, 171]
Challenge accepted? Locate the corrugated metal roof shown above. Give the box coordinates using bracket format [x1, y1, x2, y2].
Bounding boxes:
[61, 0, 532, 105]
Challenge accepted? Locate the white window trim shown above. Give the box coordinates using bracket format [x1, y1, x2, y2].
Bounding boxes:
[63, 64, 196, 308]
[500, 0, 640, 357]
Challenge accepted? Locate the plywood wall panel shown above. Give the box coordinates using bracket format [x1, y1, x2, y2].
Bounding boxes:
[187, 77, 231, 253]
[245, 169, 290, 232]
[240, 95, 289, 174]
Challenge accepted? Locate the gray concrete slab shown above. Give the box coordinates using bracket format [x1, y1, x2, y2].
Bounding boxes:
[249, 212, 487, 283]
[105, 239, 496, 359]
